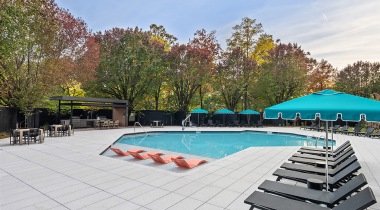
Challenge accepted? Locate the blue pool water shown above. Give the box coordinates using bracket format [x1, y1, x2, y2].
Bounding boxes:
[116, 131, 335, 159]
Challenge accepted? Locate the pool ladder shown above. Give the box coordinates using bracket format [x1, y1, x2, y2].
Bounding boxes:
[306, 135, 323, 147]
[134, 122, 147, 134]
[182, 114, 192, 131]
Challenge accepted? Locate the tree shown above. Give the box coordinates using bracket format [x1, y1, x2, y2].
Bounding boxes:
[0, 0, 59, 115]
[227, 17, 263, 109]
[307, 59, 336, 92]
[94, 27, 159, 109]
[0, 1, 95, 117]
[335, 61, 380, 98]
[213, 48, 247, 111]
[253, 43, 313, 109]
[250, 34, 277, 65]
[190, 29, 220, 109]
[146, 24, 176, 110]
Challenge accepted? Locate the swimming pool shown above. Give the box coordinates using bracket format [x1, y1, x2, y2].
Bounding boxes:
[115, 131, 335, 159]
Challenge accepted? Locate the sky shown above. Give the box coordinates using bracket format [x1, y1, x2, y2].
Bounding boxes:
[55, 0, 380, 69]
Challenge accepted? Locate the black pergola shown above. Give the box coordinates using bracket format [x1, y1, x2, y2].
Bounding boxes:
[50, 96, 130, 126]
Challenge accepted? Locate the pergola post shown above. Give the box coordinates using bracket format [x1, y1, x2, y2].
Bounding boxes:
[70, 100, 73, 125]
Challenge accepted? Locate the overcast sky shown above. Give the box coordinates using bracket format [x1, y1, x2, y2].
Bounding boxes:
[56, 0, 380, 69]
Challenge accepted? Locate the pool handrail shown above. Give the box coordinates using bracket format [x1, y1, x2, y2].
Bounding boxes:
[134, 122, 147, 134]
[182, 114, 192, 130]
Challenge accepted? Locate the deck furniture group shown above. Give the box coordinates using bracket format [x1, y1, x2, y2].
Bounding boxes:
[244, 141, 377, 209]
[301, 124, 380, 138]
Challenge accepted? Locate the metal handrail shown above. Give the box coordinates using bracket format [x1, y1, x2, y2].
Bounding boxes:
[134, 122, 147, 134]
[182, 114, 192, 131]
[316, 135, 325, 147]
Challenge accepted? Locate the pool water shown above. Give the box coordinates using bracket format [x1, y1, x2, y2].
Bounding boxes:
[116, 131, 335, 159]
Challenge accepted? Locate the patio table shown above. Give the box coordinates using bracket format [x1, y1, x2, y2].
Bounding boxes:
[51, 125, 72, 137]
[13, 129, 30, 145]
[152, 120, 163, 128]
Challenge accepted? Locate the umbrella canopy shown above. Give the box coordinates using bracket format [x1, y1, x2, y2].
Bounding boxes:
[215, 108, 234, 115]
[239, 109, 260, 125]
[264, 89, 380, 191]
[191, 108, 208, 125]
[214, 108, 234, 125]
[239, 109, 260, 115]
[191, 108, 208, 114]
[264, 89, 380, 122]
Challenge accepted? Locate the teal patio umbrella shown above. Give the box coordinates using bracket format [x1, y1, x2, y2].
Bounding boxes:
[215, 108, 234, 125]
[264, 89, 380, 190]
[191, 108, 208, 125]
[239, 109, 260, 124]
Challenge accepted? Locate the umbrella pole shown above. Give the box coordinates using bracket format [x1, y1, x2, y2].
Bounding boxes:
[198, 113, 200, 125]
[331, 121, 334, 152]
[325, 121, 329, 191]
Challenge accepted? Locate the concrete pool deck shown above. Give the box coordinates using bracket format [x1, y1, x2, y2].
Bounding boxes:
[1, 126, 379, 209]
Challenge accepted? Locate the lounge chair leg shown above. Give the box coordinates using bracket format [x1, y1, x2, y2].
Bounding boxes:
[276, 177, 282, 181]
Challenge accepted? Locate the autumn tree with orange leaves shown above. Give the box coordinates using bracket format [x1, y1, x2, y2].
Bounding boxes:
[0, 0, 98, 115]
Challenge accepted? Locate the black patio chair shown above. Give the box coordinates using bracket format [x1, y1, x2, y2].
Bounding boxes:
[244, 187, 376, 210]
[281, 155, 357, 176]
[29, 128, 40, 143]
[273, 161, 361, 189]
[9, 129, 20, 145]
[258, 173, 367, 208]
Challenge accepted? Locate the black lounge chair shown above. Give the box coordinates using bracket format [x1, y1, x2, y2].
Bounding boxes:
[207, 119, 215, 127]
[215, 120, 224, 127]
[292, 147, 354, 162]
[346, 126, 362, 135]
[281, 155, 358, 176]
[256, 120, 263, 127]
[305, 123, 317, 130]
[231, 120, 241, 127]
[244, 187, 376, 210]
[369, 129, 380, 138]
[328, 125, 340, 133]
[299, 141, 350, 152]
[298, 142, 351, 157]
[273, 161, 361, 189]
[293, 145, 353, 158]
[241, 120, 249, 127]
[258, 173, 367, 208]
[199, 120, 207, 127]
[337, 125, 349, 134]
[356, 127, 375, 137]
[289, 149, 354, 168]
[316, 125, 325, 132]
